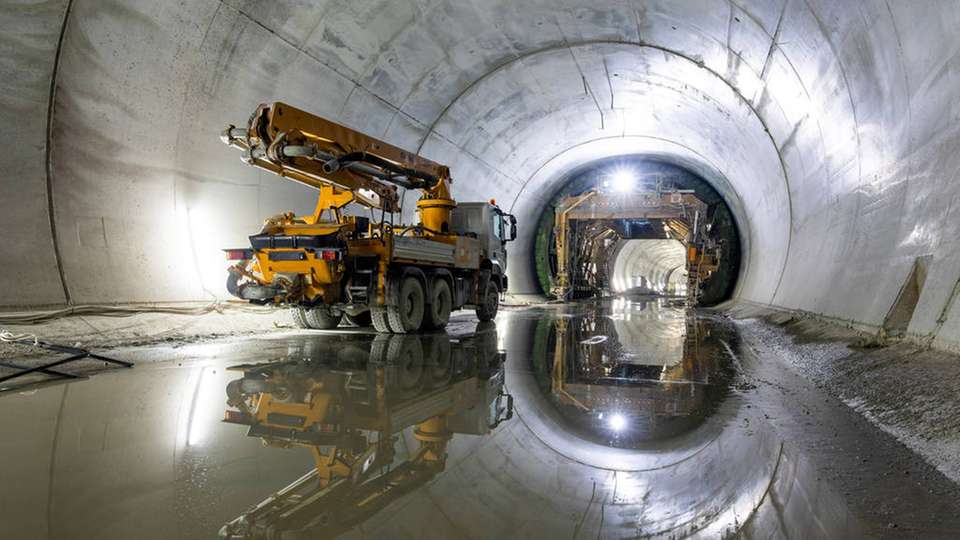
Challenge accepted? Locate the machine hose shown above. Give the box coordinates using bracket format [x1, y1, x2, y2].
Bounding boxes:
[323, 151, 440, 189]
[0, 301, 275, 326]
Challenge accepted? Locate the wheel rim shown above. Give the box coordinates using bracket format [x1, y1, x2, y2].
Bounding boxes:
[433, 283, 451, 322]
[395, 276, 424, 331]
[404, 290, 418, 319]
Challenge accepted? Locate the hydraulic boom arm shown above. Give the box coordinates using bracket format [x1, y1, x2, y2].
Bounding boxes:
[221, 102, 452, 213]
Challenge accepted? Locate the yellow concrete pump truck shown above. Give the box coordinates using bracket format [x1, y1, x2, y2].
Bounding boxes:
[220, 103, 517, 333]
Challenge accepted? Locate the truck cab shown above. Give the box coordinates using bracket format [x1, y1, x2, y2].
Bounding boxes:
[451, 201, 517, 280]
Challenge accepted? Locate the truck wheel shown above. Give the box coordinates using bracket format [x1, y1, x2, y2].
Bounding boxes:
[343, 311, 372, 327]
[476, 281, 500, 322]
[305, 306, 343, 330]
[371, 308, 392, 333]
[290, 307, 311, 329]
[422, 278, 452, 330]
[387, 276, 425, 333]
[424, 335, 453, 385]
[383, 335, 425, 399]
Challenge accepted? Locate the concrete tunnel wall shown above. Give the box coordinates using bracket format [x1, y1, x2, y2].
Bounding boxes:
[4, 0, 960, 347]
[610, 239, 687, 293]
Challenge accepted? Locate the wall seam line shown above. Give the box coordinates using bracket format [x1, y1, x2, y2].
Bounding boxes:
[44, 0, 76, 306]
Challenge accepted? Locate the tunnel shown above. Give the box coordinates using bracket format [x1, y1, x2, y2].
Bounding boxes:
[609, 239, 688, 294]
[5, 0, 954, 326]
[3, 1, 960, 539]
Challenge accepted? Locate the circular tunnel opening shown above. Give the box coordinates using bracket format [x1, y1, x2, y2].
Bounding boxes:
[533, 157, 742, 305]
[609, 239, 688, 295]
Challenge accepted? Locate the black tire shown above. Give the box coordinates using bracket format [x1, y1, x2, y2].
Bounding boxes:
[290, 307, 311, 329]
[424, 335, 453, 386]
[386, 276, 425, 333]
[343, 311, 372, 328]
[371, 335, 424, 399]
[371, 307, 392, 333]
[390, 336, 425, 397]
[422, 278, 453, 330]
[304, 306, 342, 329]
[475, 280, 500, 322]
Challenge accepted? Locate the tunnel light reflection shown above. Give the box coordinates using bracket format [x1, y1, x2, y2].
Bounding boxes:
[607, 413, 627, 432]
[178, 365, 222, 448]
[495, 316, 508, 350]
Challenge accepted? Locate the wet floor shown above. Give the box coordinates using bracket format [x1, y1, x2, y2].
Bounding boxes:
[1, 297, 958, 539]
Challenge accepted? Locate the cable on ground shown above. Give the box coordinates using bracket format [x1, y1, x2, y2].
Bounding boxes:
[0, 301, 276, 326]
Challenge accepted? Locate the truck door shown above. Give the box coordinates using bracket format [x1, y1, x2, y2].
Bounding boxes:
[489, 207, 507, 274]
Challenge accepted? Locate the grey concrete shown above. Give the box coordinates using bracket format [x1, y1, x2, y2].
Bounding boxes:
[610, 239, 687, 293]
[0, 308, 863, 539]
[3, 1, 960, 349]
[5, 301, 960, 538]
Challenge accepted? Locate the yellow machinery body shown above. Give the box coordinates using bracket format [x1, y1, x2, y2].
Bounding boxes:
[220, 332, 513, 538]
[221, 102, 516, 332]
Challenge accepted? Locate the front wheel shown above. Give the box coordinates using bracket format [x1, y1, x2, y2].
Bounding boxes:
[476, 280, 500, 322]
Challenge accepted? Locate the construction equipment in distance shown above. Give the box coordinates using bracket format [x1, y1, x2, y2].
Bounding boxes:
[551, 188, 719, 303]
[219, 330, 512, 538]
[221, 102, 517, 333]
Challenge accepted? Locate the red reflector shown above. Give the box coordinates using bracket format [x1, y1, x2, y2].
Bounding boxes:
[223, 410, 251, 423]
[225, 249, 250, 260]
[320, 249, 338, 261]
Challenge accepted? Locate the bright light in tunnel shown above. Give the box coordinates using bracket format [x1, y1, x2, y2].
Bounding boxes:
[607, 413, 627, 432]
[609, 168, 635, 193]
[175, 202, 227, 300]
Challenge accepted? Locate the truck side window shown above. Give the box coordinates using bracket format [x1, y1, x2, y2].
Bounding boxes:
[492, 213, 502, 240]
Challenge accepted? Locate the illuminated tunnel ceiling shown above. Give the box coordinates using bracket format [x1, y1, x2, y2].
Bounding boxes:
[5, 1, 960, 346]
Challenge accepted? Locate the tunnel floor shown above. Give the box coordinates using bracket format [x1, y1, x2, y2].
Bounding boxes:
[2, 298, 959, 539]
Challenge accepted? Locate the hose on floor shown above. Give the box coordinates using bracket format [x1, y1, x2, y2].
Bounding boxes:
[0, 301, 276, 326]
[0, 329, 39, 345]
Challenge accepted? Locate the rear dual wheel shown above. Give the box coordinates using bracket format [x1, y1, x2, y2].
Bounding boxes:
[342, 311, 372, 328]
[386, 276, 425, 333]
[377, 275, 452, 333]
[289, 306, 343, 330]
[290, 307, 311, 329]
[371, 307, 392, 333]
[423, 278, 452, 331]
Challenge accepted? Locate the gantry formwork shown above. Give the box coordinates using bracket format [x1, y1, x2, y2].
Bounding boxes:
[552, 189, 720, 302]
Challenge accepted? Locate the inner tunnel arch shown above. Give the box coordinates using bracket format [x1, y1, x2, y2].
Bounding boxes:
[5, 0, 958, 346]
[524, 154, 745, 303]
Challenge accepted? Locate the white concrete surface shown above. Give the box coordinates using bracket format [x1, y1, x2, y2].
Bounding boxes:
[610, 239, 687, 293]
[4, 1, 960, 348]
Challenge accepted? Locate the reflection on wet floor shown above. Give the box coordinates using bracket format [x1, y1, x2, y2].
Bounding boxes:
[219, 329, 511, 538]
[532, 297, 736, 448]
[0, 295, 879, 539]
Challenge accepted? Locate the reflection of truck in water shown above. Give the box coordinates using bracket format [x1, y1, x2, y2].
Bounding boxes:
[221, 103, 516, 333]
[219, 328, 511, 539]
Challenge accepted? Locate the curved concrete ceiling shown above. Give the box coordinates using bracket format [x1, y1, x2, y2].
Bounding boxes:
[4, 1, 960, 346]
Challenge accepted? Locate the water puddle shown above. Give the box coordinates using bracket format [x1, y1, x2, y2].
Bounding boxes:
[0, 296, 863, 539]
[523, 297, 737, 448]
